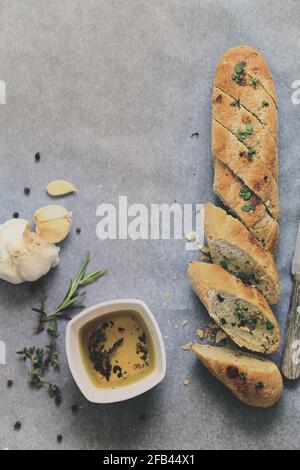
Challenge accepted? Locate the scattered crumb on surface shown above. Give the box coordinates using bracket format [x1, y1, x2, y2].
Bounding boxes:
[182, 343, 193, 351]
[182, 320, 188, 327]
[183, 379, 190, 386]
[196, 329, 204, 339]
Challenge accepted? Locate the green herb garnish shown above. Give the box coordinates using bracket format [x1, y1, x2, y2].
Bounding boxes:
[240, 187, 253, 201]
[255, 381, 264, 391]
[266, 321, 275, 331]
[239, 372, 247, 380]
[232, 61, 247, 86]
[250, 76, 260, 87]
[262, 100, 269, 108]
[230, 99, 240, 108]
[241, 204, 256, 213]
[18, 253, 106, 403]
[220, 259, 229, 270]
[237, 123, 253, 140]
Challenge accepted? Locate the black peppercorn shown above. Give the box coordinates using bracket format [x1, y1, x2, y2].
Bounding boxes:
[7, 380, 13, 388]
[35, 153, 41, 162]
[76, 227, 81, 235]
[13, 212, 19, 219]
[71, 404, 79, 413]
[14, 421, 22, 431]
[24, 187, 30, 195]
[57, 434, 63, 443]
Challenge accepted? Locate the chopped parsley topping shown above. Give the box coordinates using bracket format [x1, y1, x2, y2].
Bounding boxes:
[255, 381, 264, 391]
[266, 321, 275, 331]
[220, 259, 229, 270]
[230, 99, 241, 108]
[241, 204, 256, 213]
[250, 76, 260, 88]
[232, 61, 247, 86]
[262, 100, 269, 108]
[220, 317, 227, 325]
[239, 372, 247, 381]
[237, 123, 253, 140]
[240, 187, 253, 201]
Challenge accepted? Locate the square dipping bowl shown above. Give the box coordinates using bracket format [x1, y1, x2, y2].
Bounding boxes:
[66, 299, 166, 403]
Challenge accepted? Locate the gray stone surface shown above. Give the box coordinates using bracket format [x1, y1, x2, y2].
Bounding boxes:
[0, 0, 300, 450]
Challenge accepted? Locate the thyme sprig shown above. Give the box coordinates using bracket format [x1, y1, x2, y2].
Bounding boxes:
[17, 253, 106, 403]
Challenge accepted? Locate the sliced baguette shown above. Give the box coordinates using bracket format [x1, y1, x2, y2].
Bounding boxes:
[214, 45, 278, 142]
[204, 203, 280, 304]
[192, 344, 283, 408]
[213, 160, 279, 252]
[212, 87, 278, 180]
[212, 120, 280, 220]
[188, 261, 280, 354]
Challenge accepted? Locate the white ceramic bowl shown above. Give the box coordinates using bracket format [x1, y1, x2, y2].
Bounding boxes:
[66, 299, 166, 403]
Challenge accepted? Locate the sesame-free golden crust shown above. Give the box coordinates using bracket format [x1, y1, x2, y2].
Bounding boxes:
[214, 45, 278, 142]
[188, 262, 280, 353]
[213, 160, 279, 252]
[212, 120, 280, 220]
[212, 87, 278, 180]
[204, 203, 280, 304]
[192, 344, 283, 408]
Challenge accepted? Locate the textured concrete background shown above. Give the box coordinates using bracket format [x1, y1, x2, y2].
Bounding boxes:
[0, 0, 300, 450]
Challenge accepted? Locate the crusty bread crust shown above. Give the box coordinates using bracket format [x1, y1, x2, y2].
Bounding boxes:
[188, 261, 280, 353]
[192, 344, 283, 408]
[212, 120, 280, 220]
[213, 160, 279, 252]
[204, 203, 280, 304]
[212, 87, 278, 180]
[214, 45, 278, 142]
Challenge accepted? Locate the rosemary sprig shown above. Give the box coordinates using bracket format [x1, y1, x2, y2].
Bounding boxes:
[18, 253, 106, 404]
[35, 253, 105, 326]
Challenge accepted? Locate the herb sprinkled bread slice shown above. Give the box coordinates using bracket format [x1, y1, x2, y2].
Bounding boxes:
[192, 344, 283, 408]
[214, 45, 278, 142]
[204, 203, 280, 304]
[213, 160, 279, 252]
[212, 87, 278, 180]
[212, 120, 280, 220]
[188, 262, 280, 354]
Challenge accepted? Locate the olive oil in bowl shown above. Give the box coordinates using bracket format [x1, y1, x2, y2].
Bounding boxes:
[79, 311, 155, 389]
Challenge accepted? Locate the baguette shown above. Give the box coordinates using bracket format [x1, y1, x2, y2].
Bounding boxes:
[212, 120, 280, 220]
[213, 160, 279, 252]
[212, 87, 278, 180]
[214, 45, 278, 142]
[192, 344, 283, 408]
[188, 261, 280, 354]
[204, 203, 280, 304]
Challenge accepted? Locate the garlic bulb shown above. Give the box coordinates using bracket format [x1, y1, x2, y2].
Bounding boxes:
[0, 219, 60, 284]
[34, 205, 72, 244]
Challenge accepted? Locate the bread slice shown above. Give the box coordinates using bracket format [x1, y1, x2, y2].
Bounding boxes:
[214, 45, 278, 142]
[212, 87, 278, 180]
[213, 160, 279, 252]
[188, 262, 280, 353]
[212, 120, 280, 220]
[192, 344, 283, 408]
[204, 203, 280, 304]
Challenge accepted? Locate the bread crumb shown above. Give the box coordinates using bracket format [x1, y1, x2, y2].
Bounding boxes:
[196, 329, 204, 339]
[183, 379, 190, 386]
[182, 320, 188, 327]
[182, 343, 193, 351]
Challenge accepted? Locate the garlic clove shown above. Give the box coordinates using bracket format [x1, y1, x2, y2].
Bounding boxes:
[34, 205, 72, 243]
[34, 205, 71, 224]
[47, 180, 77, 197]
